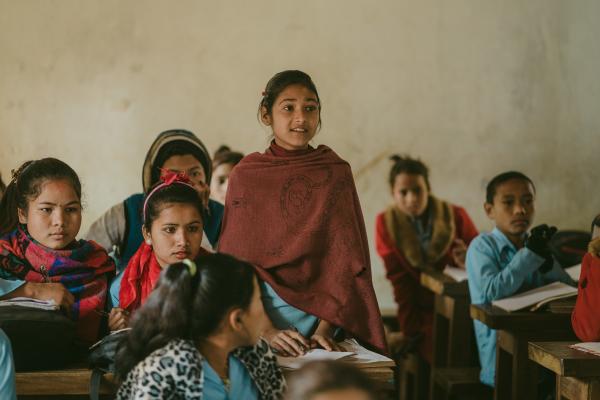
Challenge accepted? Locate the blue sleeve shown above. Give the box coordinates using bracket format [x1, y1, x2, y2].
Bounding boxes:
[108, 271, 123, 308]
[543, 259, 576, 286]
[467, 237, 542, 303]
[0, 330, 16, 400]
[0, 279, 25, 298]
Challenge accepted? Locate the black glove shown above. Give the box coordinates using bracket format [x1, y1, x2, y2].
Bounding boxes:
[525, 224, 557, 273]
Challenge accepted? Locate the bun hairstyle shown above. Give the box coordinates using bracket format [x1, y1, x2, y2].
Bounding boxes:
[115, 253, 256, 380]
[388, 154, 430, 190]
[0, 158, 81, 236]
[258, 70, 322, 129]
[212, 145, 244, 169]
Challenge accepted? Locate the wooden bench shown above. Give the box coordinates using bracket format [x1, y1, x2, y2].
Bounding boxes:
[397, 351, 429, 400]
[431, 367, 493, 400]
[529, 341, 600, 400]
[16, 368, 117, 398]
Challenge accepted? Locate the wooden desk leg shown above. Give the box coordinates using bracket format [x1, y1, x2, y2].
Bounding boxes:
[558, 375, 600, 400]
[431, 294, 449, 368]
[447, 297, 474, 367]
[495, 331, 538, 400]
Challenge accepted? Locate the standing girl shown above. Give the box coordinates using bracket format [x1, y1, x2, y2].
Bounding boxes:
[107, 172, 209, 330]
[375, 155, 478, 361]
[219, 70, 386, 355]
[115, 254, 285, 399]
[0, 158, 115, 343]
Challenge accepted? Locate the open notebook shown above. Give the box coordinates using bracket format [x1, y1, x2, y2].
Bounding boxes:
[443, 265, 468, 282]
[276, 338, 394, 370]
[491, 281, 577, 312]
[0, 297, 58, 311]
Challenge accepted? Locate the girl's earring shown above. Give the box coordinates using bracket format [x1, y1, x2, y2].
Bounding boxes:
[145, 239, 152, 246]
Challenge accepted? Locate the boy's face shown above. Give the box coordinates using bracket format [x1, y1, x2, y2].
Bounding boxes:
[484, 178, 536, 238]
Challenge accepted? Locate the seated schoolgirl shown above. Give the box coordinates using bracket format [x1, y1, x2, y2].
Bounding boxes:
[285, 360, 376, 400]
[210, 145, 244, 205]
[108, 172, 209, 331]
[219, 70, 386, 356]
[375, 155, 478, 361]
[0, 158, 115, 343]
[115, 254, 285, 400]
[86, 129, 223, 271]
[571, 217, 600, 342]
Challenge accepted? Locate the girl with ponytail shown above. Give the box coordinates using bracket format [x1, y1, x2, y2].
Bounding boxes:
[374, 155, 478, 362]
[0, 158, 115, 343]
[115, 254, 285, 400]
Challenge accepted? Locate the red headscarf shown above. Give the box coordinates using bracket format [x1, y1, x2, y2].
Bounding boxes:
[219, 142, 386, 354]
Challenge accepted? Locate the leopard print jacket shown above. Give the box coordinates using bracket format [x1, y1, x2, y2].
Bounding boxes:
[116, 339, 286, 399]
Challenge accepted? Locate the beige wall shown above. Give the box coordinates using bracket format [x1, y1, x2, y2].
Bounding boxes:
[1, 0, 598, 311]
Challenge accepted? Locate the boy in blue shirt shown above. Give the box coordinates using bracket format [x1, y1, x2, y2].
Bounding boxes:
[466, 171, 574, 387]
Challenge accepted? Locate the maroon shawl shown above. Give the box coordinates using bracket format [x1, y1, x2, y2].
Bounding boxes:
[219, 142, 386, 353]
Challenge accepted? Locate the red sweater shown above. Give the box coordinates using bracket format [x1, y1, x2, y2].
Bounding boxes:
[375, 203, 478, 361]
[572, 253, 600, 341]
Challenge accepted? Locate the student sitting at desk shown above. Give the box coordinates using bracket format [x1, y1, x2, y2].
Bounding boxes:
[466, 171, 574, 387]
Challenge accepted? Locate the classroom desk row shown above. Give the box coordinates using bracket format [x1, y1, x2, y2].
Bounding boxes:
[418, 267, 592, 400]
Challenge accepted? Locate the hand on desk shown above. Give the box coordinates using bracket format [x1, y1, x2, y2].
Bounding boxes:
[310, 333, 341, 352]
[264, 328, 310, 357]
[451, 238, 467, 269]
[108, 307, 129, 331]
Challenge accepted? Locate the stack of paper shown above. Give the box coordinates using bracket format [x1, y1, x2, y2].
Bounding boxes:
[491, 281, 577, 312]
[0, 297, 58, 311]
[571, 342, 600, 357]
[443, 266, 468, 282]
[566, 264, 581, 282]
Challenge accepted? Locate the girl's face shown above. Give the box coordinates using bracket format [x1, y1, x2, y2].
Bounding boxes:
[209, 163, 234, 205]
[237, 277, 270, 346]
[161, 154, 208, 196]
[18, 179, 82, 249]
[392, 173, 430, 218]
[262, 84, 320, 151]
[143, 203, 204, 268]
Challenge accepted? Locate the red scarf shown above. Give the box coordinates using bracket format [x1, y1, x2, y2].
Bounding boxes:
[0, 227, 114, 344]
[219, 142, 386, 354]
[119, 242, 210, 313]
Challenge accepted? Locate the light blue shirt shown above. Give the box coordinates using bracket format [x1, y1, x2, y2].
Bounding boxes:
[201, 355, 259, 400]
[108, 270, 124, 308]
[466, 227, 574, 387]
[0, 279, 25, 298]
[259, 281, 318, 338]
[0, 329, 16, 400]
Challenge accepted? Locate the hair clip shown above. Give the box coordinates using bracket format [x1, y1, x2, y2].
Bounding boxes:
[182, 258, 197, 276]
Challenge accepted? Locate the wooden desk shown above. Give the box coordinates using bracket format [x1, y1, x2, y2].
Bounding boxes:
[16, 368, 117, 396]
[420, 268, 476, 368]
[471, 304, 576, 400]
[529, 342, 600, 400]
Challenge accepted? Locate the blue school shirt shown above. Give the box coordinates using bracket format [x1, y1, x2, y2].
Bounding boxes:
[0, 279, 25, 298]
[201, 356, 259, 400]
[259, 281, 318, 337]
[0, 329, 16, 400]
[466, 227, 574, 387]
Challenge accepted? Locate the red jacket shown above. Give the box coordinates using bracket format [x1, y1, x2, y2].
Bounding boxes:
[572, 253, 600, 341]
[375, 202, 478, 361]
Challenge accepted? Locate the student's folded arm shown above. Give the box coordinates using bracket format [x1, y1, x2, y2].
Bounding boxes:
[572, 255, 600, 341]
[466, 240, 539, 303]
[84, 202, 126, 252]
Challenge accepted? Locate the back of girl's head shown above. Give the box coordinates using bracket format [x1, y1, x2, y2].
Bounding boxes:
[258, 70, 322, 124]
[0, 158, 81, 235]
[213, 145, 244, 168]
[143, 181, 204, 229]
[388, 155, 430, 189]
[285, 361, 377, 400]
[151, 139, 212, 187]
[115, 253, 256, 380]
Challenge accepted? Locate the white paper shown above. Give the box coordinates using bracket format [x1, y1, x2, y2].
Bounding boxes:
[571, 342, 600, 357]
[276, 349, 355, 369]
[491, 281, 577, 312]
[0, 297, 58, 311]
[338, 339, 395, 366]
[566, 264, 581, 282]
[443, 265, 468, 282]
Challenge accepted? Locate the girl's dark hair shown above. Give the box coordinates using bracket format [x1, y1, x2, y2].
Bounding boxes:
[151, 140, 211, 187]
[388, 155, 430, 189]
[485, 171, 535, 204]
[0, 158, 81, 235]
[285, 360, 377, 400]
[591, 214, 600, 234]
[212, 145, 244, 169]
[258, 70, 322, 128]
[143, 181, 205, 229]
[115, 253, 256, 380]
